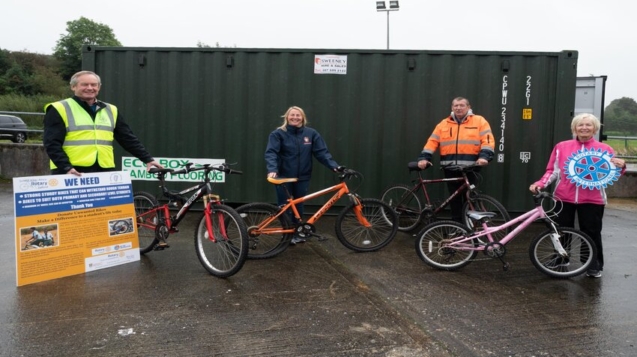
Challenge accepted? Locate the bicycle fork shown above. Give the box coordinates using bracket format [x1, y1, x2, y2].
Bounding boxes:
[203, 198, 228, 243]
[549, 230, 569, 257]
[350, 194, 372, 227]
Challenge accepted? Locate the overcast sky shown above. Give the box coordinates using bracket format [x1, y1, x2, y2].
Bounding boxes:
[3, 0, 633, 105]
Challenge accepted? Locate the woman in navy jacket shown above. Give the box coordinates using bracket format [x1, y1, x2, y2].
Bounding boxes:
[264, 106, 340, 244]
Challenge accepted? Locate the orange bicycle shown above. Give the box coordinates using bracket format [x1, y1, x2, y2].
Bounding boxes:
[236, 167, 398, 259]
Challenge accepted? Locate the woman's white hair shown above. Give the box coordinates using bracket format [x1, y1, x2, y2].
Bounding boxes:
[571, 113, 601, 135]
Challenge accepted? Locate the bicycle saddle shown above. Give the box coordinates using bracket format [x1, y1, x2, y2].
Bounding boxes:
[467, 211, 497, 220]
[267, 177, 298, 185]
[408, 161, 427, 172]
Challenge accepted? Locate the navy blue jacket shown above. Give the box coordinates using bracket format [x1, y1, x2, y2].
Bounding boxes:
[265, 125, 338, 181]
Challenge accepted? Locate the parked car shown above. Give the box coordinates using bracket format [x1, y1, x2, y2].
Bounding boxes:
[0, 114, 28, 143]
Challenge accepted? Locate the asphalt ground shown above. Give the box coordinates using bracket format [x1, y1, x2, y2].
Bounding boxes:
[1, 183, 636, 357]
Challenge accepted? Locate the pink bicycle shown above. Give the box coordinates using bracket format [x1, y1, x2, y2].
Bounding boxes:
[415, 191, 597, 278]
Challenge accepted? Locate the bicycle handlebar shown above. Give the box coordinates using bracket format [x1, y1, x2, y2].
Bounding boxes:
[532, 190, 556, 207]
[172, 162, 243, 175]
[533, 190, 552, 199]
[407, 161, 425, 172]
[335, 166, 363, 181]
[148, 162, 243, 177]
[148, 167, 175, 175]
[407, 161, 482, 173]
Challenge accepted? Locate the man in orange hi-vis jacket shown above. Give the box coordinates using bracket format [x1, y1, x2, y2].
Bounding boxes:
[417, 97, 495, 222]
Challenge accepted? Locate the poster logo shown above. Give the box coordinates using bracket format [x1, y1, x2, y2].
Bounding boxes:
[565, 148, 621, 190]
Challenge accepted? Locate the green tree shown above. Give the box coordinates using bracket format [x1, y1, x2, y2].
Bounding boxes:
[604, 97, 637, 135]
[53, 17, 122, 80]
[0, 49, 11, 75]
[0, 50, 67, 96]
[0, 49, 14, 95]
[3, 64, 33, 95]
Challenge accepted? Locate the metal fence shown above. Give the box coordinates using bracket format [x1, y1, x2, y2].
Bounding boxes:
[0, 111, 44, 135]
[606, 135, 637, 161]
[0, 111, 44, 116]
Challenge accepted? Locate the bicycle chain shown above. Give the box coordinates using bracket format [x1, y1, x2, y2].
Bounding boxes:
[468, 255, 498, 262]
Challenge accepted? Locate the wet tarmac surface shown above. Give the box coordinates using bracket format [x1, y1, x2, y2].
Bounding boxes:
[1, 183, 636, 357]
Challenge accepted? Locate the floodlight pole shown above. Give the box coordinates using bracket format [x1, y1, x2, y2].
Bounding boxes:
[376, 1, 399, 50]
[386, 11, 390, 50]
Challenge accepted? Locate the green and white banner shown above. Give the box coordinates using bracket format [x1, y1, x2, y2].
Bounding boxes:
[121, 157, 226, 183]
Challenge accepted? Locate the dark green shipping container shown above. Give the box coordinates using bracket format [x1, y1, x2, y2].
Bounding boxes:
[83, 46, 578, 213]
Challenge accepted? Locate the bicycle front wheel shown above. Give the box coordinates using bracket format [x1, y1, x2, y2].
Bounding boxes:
[380, 184, 423, 232]
[415, 220, 477, 271]
[133, 191, 160, 254]
[235, 202, 293, 259]
[335, 198, 398, 252]
[194, 204, 248, 278]
[529, 228, 597, 278]
[462, 194, 511, 242]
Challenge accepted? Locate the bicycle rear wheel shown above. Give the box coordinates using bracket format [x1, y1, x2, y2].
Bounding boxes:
[529, 227, 596, 278]
[462, 194, 511, 241]
[415, 220, 477, 271]
[133, 191, 160, 254]
[235, 202, 293, 259]
[335, 198, 398, 252]
[380, 184, 423, 232]
[194, 204, 249, 278]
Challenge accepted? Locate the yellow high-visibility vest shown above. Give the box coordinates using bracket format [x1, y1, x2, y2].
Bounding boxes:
[45, 99, 117, 169]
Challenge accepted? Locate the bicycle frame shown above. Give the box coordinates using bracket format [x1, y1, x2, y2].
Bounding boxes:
[445, 200, 558, 252]
[136, 168, 228, 243]
[415, 174, 471, 215]
[254, 179, 370, 236]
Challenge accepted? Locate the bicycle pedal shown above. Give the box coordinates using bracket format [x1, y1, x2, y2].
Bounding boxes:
[154, 243, 170, 250]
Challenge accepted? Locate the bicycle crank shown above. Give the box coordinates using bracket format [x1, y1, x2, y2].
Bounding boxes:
[154, 224, 170, 250]
[482, 242, 511, 271]
[295, 223, 328, 241]
[483, 242, 506, 258]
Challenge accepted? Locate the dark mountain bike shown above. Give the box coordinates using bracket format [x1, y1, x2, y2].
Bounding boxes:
[381, 163, 511, 239]
[133, 162, 248, 278]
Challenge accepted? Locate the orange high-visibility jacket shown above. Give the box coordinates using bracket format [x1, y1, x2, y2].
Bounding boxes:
[419, 114, 495, 166]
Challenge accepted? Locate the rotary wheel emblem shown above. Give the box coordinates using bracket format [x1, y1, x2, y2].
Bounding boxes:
[565, 148, 621, 190]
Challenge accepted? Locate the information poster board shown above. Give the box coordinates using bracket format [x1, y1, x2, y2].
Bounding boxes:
[13, 172, 139, 287]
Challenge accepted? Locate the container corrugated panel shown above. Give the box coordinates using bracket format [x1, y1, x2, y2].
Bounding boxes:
[83, 46, 578, 212]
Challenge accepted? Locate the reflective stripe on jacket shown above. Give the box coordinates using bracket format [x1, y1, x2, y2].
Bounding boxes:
[45, 99, 117, 169]
[421, 114, 495, 166]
